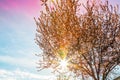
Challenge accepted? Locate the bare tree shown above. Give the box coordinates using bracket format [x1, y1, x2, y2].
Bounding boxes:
[35, 0, 120, 80]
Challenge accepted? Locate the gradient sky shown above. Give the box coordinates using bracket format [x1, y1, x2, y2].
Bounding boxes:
[0, 0, 120, 80]
[0, 0, 54, 80]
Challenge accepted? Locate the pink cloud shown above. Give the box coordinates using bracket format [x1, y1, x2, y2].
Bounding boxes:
[0, 0, 42, 17]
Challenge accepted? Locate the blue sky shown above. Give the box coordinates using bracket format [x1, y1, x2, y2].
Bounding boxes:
[0, 0, 54, 80]
[0, 0, 120, 80]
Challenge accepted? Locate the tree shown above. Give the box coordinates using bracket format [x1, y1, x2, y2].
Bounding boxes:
[35, 0, 120, 80]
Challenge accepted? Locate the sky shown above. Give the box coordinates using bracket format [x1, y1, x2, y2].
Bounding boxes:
[0, 0, 120, 80]
[0, 0, 54, 80]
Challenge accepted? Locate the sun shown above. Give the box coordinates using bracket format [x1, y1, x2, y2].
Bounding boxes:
[59, 59, 68, 69]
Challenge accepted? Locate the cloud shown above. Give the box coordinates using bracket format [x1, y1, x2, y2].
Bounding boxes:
[0, 55, 37, 69]
[0, 0, 41, 17]
[0, 69, 56, 80]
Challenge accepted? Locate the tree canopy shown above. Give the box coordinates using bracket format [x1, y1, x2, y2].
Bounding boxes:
[35, 0, 120, 80]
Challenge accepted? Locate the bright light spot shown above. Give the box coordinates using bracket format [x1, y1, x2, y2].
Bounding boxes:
[59, 59, 68, 69]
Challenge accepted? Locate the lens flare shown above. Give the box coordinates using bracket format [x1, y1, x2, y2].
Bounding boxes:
[59, 59, 68, 69]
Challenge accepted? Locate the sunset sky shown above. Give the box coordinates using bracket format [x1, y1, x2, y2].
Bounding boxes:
[0, 0, 120, 80]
